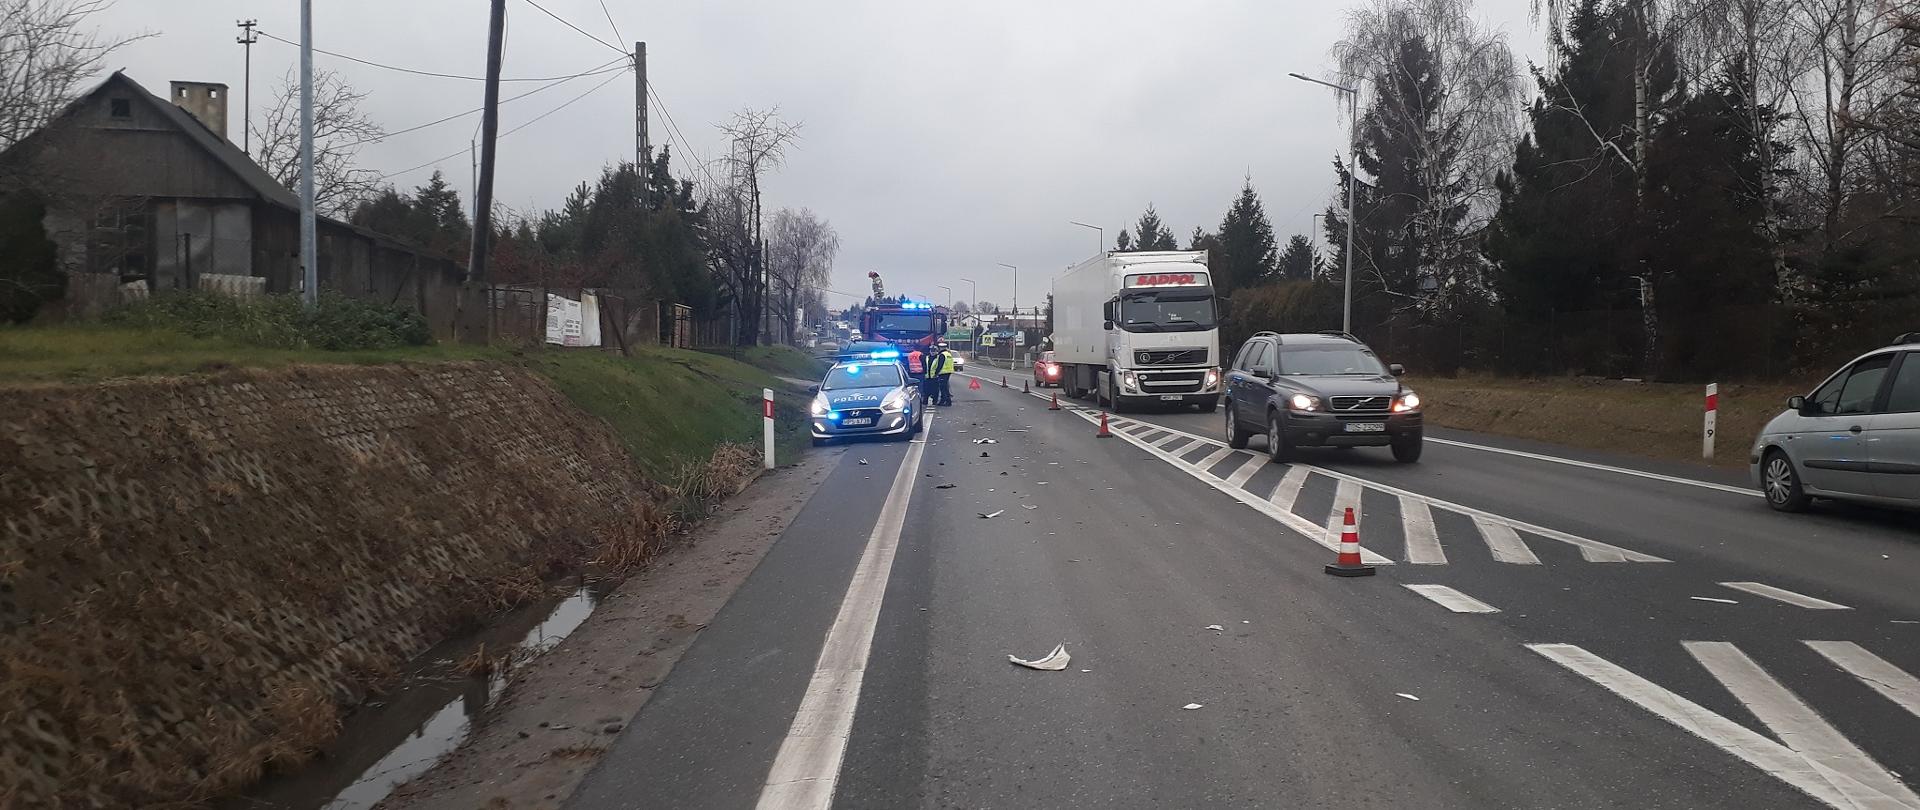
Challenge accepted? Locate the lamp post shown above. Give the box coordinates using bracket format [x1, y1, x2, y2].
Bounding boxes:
[1068, 220, 1104, 254]
[936, 284, 952, 310]
[1289, 71, 1358, 334]
[997, 263, 1020, 366]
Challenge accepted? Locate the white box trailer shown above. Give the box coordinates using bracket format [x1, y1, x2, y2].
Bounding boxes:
[1051, 250, 1222, 412]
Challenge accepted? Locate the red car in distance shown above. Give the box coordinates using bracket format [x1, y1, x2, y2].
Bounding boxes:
[1033, 351, 1063, 387]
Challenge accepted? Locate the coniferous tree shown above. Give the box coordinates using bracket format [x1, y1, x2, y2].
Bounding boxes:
[1212, 179, 1278, 299]
[1130, 205, 1178, 250]
[1278, 235, 1317, 281]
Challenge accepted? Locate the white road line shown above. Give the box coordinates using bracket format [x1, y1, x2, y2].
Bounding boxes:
[1426, 436, 1761, 498]
[1402, 584, 1499, 613]
[1399, 496, 1446, 564]
[1685, 641, 1919, 809]
[1805, 642, 1920, 719]
[1530, 643, 1919, 810]
[1268, 466, 1309, 513]
[1223, 453, 1266, 489]
[1093, 414, 1668, 564]
[1720, 582, 1852, 610]
[756, 416, 932, 809]
[1472, 516, 1542, 565]
[1157, 432, 1193, 449]
[1323, 479, 1364, 547]
[1193, 446, 1235, 472]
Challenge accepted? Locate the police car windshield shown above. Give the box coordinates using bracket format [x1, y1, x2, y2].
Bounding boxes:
[822, 363, 902, 390]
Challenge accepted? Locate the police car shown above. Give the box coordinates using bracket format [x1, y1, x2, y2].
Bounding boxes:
[809, 354, 925, 446]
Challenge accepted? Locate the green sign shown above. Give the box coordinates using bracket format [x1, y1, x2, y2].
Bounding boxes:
[944, 329, 971, 341]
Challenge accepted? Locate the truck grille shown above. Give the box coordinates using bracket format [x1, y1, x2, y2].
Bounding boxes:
[1139, 371, 1206, 394]
[1329, 396, 1392, 413]
[1135, 349, 1207, 366]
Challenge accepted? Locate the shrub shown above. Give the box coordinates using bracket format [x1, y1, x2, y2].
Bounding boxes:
[0, 191, 63, 324]
[105, 291, 431, 350]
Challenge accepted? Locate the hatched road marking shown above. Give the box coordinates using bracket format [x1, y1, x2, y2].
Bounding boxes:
[1402, 584, 1501, 613]
[1719, 582, 1852, 610]
[1805, 642, 1920, 719]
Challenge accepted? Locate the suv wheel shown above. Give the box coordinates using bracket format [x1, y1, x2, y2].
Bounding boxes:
[1266, 410, 1292, 462]
[1391, 435, 1423, 463]
[1225, 406, 1251, 449]
[1762, 449, 1811, 512]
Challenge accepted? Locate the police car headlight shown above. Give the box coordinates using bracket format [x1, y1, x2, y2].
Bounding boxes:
[881, 389, 909, 412]
[810, 394, 830, 416]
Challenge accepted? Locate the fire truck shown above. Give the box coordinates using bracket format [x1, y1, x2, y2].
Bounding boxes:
[858, 272, 950, 354]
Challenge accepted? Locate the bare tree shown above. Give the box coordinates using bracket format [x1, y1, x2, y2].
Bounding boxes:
[765, 207, 839, 345]
[250, 68, 384, 216]
[1782, 0, 1909, 253]
[1333, 0, 1522, 309]
[710, 107, 800, 345]
[0, 0, 149, 151]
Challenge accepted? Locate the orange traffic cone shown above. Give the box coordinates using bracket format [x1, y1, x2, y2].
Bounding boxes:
[1096, 411, 1113, 438]
[1048, 393, 1062, 411]
[968, 377, 982, 390]
[1324, 508, 1376, 577]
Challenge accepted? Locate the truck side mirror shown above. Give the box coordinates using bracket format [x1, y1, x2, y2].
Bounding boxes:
[1389, 363, 1406, 377]
[1103, 320, 1113, 331]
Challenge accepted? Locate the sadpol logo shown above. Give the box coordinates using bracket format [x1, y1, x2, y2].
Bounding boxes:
[1127, 272, 1206, 287]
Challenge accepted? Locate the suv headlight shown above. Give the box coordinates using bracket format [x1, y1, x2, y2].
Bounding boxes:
[810, 394, 830, 416]
[1289, 393, 1322, 412]
[881, 389, 910, 412]
[1393, 391, 1421, 412]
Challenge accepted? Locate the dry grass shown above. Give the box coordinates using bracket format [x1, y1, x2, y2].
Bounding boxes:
[1411, 374, 1801, 468]
[545, 744, 607, 761]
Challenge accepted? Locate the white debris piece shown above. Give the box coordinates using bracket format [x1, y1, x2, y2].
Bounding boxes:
[1008, 643, 1071, 671]
[1689, 596, 1739, 604]
[978, 510, 1005, 519]
[858, 459, 869, 465]
[1396, 693, 1420, 701]
[1205, 624, 1224, 632]
[1182, 703, 1203, 711]
[972, 438, 999, 444]
[1022, 504, 1039, 510]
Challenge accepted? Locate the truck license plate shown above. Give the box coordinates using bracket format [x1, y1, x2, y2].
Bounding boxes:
[1344, 422, 1385, 433]
[1159, 395, 1183, 401]
[841, 417, 873, 427]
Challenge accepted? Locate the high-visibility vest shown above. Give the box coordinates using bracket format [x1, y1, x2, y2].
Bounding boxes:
[907, 350, 925, 374]
[930, 351, 955, 376]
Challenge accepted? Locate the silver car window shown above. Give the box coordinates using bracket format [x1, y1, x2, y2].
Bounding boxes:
[1886, 353, 1920, 413]
[1821, 354, 1891, 415]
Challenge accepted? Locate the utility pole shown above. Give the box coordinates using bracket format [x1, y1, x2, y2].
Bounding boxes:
[468, 0, 507, 286]
[298, 2, 316, 308]
[634, 42, 648, 179]
[236, 19, 257, 153]
[1287, 72, 1359, 334]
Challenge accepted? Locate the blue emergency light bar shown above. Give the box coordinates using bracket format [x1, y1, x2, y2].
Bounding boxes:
[868, 349, 901, 359]
[897, 301, 934, 310]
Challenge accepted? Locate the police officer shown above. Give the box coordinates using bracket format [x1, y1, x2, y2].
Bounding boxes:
[928, 341, 957, 406]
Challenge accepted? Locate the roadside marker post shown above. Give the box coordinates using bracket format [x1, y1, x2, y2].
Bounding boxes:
[762, 388, 775, 470]
[1324, 507, 1376, 577]
[1000, 375, 1008, 388]
[1703, 383, 1718, 460]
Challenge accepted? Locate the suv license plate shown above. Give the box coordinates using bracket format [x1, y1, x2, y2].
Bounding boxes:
[1344, 422, 1385, 433]
[841, 417, 873, 427]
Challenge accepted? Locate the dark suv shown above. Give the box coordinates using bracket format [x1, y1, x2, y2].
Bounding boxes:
[1222, 332, 1424, 462]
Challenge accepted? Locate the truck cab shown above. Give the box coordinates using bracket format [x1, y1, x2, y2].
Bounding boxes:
[1052, 251, 1222, 413]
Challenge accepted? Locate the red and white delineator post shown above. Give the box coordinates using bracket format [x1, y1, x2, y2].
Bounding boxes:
[1703, 383, 1718, 460]
[763, 388, 776, 470]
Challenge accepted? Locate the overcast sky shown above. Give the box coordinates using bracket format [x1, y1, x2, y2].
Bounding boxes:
[105, 0, 1543, 310]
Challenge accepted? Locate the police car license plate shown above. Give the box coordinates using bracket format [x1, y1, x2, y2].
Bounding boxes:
[1159, 395, 1183, 401]
[841, 417, 873, 427]
[1344, 422, 1385, 433]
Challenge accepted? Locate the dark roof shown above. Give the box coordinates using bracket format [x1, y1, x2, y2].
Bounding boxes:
[111, 72, 303, 210]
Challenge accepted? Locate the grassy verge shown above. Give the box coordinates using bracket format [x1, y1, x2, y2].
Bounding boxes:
[0, 324, 501, 383]
[1410, 374, 1800, 468]
[721, 344, 832, 381]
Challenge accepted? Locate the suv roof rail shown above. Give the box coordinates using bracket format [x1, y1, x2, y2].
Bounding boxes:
[1896, 332, 1920, 345]
[1316, 330, 1360, 342]
[1251, 331, 1280, 338]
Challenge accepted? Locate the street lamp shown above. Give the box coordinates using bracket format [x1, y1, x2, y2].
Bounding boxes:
[997, 262, 1020, 366]
[1289, 71, 1358, 334]
[959, 277, 977, 313]
[1068, 220, 1104, 254]
[936, 284, 952, 310]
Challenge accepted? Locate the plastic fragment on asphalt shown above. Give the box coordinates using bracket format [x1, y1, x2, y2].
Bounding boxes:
[980, 451, 990, 457]
[858, 459, 869, 465]
[936, 483, 957, 489]
[979, 510, 1004, 519]
[1893, 620, 1919, 624]
[1022, 504, 1039, 510]
[1008, 643, 1071, 671]
[1182, 703, 1203, 710]
[1205, 624, 1224, 632]
[1690, 596, 1739, 604]
[972, 438, 998, 444]
[1396, 693, 1420, 701]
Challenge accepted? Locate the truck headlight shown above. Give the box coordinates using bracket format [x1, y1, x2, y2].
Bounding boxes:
[1393, 392, 1421, 412]
[1120, 370, 1139, 392]
[1289, 393, 1322, 412]
[881, 389, 910, 412]
[810, 394, 830, 416]
[1204, 368, 1221, 389]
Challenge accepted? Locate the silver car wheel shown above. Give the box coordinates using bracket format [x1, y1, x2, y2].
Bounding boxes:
[1764, 456, 1794, 504]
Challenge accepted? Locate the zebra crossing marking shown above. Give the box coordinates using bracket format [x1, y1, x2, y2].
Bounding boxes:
[1399, 496, 1445, 565]
[1403, 584, 1500, 613]
[1805, 641, 1920, 719]
[1473, 516, 1543, 565]
[1720, 582, 1851, 610]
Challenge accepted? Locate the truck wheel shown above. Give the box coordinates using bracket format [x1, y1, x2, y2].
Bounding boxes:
[1107, 376, 1133, 413]
[1195, 397, 1218, 414]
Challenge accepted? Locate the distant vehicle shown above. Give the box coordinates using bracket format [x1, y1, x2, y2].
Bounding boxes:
[1223, 331, 1423, 462]
[860, 299, 950, 355]
[951, 352, 965, 372]
[809, 358, 924, 446]
[1033, 351, 1062, 387]
[1051, 250, 1222, 412]
[1751, 333, 1920, 512]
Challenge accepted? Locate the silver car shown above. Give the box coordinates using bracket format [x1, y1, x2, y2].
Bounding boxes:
[1751, 334, 1920, 511]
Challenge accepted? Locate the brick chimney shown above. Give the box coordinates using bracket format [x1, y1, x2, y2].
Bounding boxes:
[169, 81, 229, 141]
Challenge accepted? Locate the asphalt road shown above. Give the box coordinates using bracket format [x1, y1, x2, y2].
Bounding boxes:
[568, 367, 1920, 809]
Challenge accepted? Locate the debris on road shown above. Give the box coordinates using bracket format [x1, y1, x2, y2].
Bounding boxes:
[1008, 644, 1071, 671]
[972, 438, 999, 444]
[1689, 596, 1739, 604]
[858, 459, 869, 465]
[935, 483, 957, 489]
[1396, 693, 1420, 702]
[1182, 703, 1203, 711]
[1022, 505, 1039, 510]
[980, 451, 990, 458]
[979, 510, 1005, 519]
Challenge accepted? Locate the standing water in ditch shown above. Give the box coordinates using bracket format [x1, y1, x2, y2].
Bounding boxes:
[234, 584, 604, 810]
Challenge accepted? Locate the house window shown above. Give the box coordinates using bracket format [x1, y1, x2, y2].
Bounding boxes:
[208, 88, 219, 99]
[110, 98, 131, 118]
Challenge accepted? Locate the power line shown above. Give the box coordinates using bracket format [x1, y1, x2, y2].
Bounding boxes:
[647, 79, 720, 190]
[379, 67, 630, 181]
[597, 0, 625, 47]
[254, 29, 614, 82]
[343, 55, 630, 149]
[519, 0, 628, 57]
